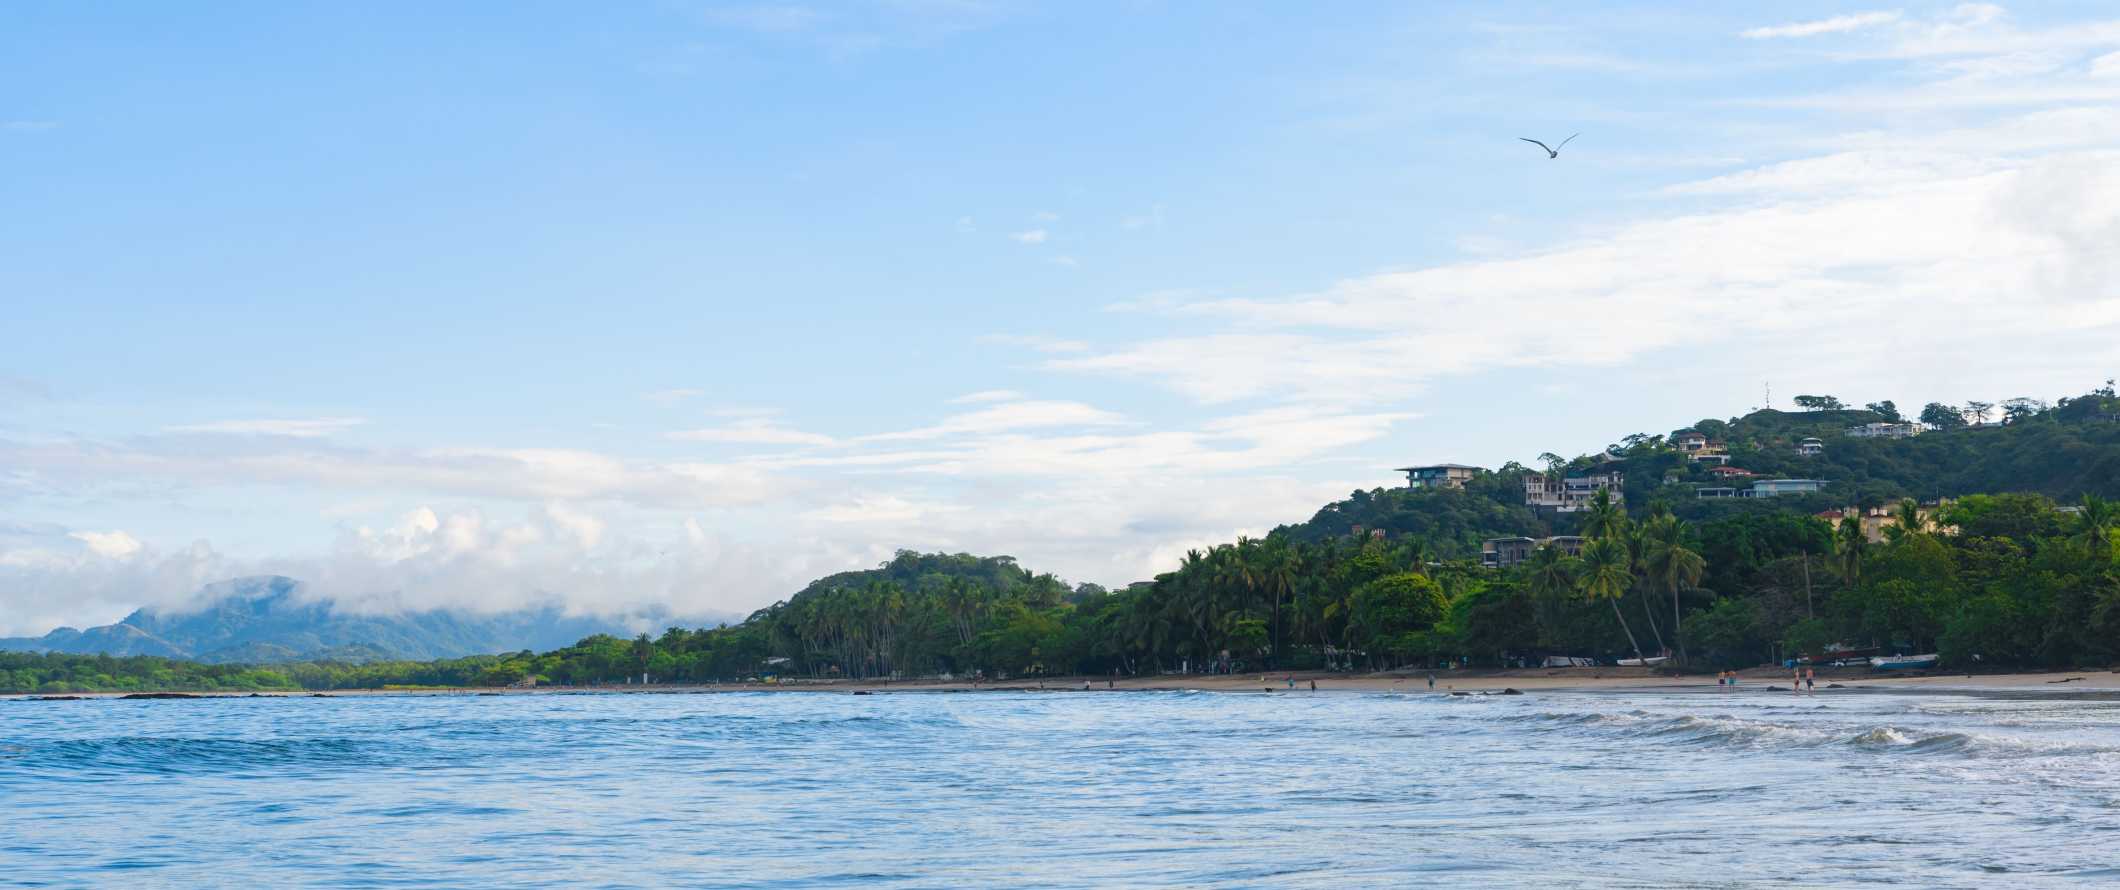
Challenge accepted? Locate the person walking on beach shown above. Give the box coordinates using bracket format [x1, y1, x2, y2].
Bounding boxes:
[1309, 679, 1317, 692]
[1805, 668, 1816, 695]
[1427, 674, 1435, 691]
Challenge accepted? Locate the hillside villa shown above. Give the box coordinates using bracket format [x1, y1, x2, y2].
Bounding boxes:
[1481, 535, 1586, 568]
[1698, 478, 1826, 499]
[1397, 464, 1482, 490]
[1524, 470, 1624, 513]
[1817, 502, 1953, 543]
[1845, 421, 1924, 440]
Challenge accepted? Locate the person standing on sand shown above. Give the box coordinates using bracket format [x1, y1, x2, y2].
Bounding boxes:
[1427, 674, 1435, 691]
[1805, 668, 1816, 695]
[1309, 679, 1317, 692]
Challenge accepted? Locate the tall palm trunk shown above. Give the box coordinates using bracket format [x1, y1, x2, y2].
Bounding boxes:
[1636, 586, 1666, 654]
[1672, 587, 1688, 665]
[1609, 598, 1646, 663]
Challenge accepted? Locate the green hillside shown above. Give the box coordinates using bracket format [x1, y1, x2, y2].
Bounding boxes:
[8, 388, 2118, 694]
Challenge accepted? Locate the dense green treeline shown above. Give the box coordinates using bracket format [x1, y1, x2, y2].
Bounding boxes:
[8, 390, 2119, 694]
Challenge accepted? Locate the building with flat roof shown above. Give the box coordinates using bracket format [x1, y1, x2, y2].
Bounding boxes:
[1752, 478, 1825, 497]
[1481, 535, 1588, 568]
[1845, 422, 1924, 440]
[1797, 437, 1825, 456]
[1396, 464, 1482, 490]
[1524, 470, 1625, 513]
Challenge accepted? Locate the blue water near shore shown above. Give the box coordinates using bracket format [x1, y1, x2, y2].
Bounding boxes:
[4, 688, 2118, 888]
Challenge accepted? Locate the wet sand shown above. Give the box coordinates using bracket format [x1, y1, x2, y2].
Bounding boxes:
[15, 666, 2118, 700]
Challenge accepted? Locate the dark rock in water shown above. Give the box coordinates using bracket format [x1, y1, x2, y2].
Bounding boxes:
[1500, 688, 1524, 695]
[1450, 691, 1471, 696]
[310, 693, 332, 697]
[28, 695, 85, 701]
[476, 692, 501, 696]
[852, 690, 873, 695]
[120, 692, 201, 699]
[1826, 683, 1845, 689]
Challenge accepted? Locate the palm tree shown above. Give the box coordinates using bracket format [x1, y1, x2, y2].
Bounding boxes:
[1577, 536, 1646, 662]
[1525, 544, 1576, 602]
[1887, 498, 1928, 543]
[1581, 489, 1628, 542]
[1641, 515, 1706, 664]
[1835, 515, 1868, 586]
[1608, 522, 1663, 655]
[2071, 494, 2117, 556]
[632, 632, 655, 682]
[1254, 538, 1300, 667]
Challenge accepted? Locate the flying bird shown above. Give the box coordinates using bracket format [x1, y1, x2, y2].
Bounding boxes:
[1519, 133, 1579, 158]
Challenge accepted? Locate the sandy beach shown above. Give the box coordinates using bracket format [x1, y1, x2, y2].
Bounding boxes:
[15, 665, 2120, 700]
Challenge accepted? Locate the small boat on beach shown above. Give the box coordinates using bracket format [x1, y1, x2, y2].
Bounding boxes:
[1869, 653, 1939, 670]
[1617, 656, 1669, 667]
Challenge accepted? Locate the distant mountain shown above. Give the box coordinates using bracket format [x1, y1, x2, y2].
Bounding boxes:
[0, 576, 633, 663]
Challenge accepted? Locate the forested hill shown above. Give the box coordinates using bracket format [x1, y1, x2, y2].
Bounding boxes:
[1284, 387, 2120, 556]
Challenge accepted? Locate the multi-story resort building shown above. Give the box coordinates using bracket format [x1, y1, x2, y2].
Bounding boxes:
[1524, 470, 1625, 512]
[1396, 464, 1483, 490]
[1845, 422, 1924, 440]
[1481, 535, 1586, 568]
[1699, 478, 1826, 499]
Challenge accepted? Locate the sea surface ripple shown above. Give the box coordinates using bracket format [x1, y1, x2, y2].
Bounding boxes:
[4, 687, 2118, 888]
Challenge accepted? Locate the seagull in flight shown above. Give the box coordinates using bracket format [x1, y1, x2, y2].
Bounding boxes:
[1519, 133, 1579, 158]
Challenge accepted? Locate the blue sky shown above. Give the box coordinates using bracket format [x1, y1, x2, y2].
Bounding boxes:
[5, 2, 2120, 632]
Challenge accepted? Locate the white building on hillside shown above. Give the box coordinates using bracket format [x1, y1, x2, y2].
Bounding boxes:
[1845, 422, 1924, 439]
[1524, 470, 1624, 512]
[1396, 464, 1482, 490]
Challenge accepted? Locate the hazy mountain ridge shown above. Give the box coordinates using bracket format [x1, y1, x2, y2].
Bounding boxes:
[0, 576, 639, 663]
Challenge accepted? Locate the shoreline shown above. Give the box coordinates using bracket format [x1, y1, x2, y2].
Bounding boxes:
[11, 666, 2118, 701]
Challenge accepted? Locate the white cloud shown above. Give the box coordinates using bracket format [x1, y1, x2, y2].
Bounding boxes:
[1031, 210, 1060, 222]
[947, 389, 1025, 404]
[1742, 11, 1902, 40]
[0, 436, 786, 510]
[164, 417, 367, 438]
[1010, 228, 1048, 244]
[801, 495, 964, 524]
[67, 529, 142, 559]
[3, 120, 59, 133]
[667, 417, 836, 447]
[860, 399, 1128, 441]
[2093, 50, 2120, 77]
[1048, 147, 2120, 407]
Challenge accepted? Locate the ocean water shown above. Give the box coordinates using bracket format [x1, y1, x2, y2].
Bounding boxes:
[4, 687, 2118, 888]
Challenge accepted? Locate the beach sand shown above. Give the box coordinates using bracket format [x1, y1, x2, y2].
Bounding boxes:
[15, 666, 2119, 700]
